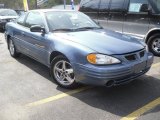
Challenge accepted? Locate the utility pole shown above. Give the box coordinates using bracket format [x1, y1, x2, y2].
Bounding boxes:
[23, 0, 29, 11]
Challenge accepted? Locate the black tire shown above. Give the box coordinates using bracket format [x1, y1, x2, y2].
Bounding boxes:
[50, 55, 78, 89]
[147, 34, 160, 57]
[8, 38, 20, 58]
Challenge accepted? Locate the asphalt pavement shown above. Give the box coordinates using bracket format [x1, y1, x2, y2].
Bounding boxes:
[0, 33, 159, 120]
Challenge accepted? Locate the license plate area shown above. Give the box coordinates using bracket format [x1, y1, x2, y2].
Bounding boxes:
[134, 61, 146, 74]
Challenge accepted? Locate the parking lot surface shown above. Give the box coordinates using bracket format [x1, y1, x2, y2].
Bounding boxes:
[0, 33, 159, 120]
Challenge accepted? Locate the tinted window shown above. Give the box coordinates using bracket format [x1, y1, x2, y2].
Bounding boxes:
[17, 14, 26, 26]
[128, 0, 148, 13]
[99, 0, 110, 11]
[0, 9, 17, 16]
[25, 12, 44, 28]
[110, 0, 125, 12]
[80, 0, 100, 11]
[152, 0, 160, 13]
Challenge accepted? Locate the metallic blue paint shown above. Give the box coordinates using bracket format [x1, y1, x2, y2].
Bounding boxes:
[5, 10, 154, 86]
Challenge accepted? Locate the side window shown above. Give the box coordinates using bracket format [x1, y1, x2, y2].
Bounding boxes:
[25, 12, 44, 28]
[151, 0, 160, 14]
[17, 14, 26, 26]
[128, 0, 149, 13]
[80, 0, 100, 11]
[110, 0, 125, 12]
[99, 0, 110, 11]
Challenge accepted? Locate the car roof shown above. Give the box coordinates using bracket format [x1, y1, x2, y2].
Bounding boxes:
[30, 9, 76, 13]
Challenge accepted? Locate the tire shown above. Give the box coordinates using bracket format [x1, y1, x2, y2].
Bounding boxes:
[50, 55, 78, 89]
[147, 34, 160, 57]
[8, 38, 20, 58]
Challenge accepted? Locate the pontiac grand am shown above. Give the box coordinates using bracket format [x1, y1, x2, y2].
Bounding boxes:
[5, 9, 153, 88]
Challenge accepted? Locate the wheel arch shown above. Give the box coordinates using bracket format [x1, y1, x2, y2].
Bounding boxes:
[49, 51, 70, 64]
[145, 29, 160, 44]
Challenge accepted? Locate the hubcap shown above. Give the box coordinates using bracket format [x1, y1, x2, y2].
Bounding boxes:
[9, 40, 15, 55]
[152, 38, 160, 53]
[53, 60, 75, 86]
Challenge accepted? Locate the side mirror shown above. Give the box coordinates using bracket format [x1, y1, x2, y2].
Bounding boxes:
[30, 25, 45, 34]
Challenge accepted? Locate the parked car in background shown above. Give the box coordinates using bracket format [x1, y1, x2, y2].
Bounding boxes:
[5, 9, 153, 88]
[79, 0, 160, 57]
[0, 9, 18, 31]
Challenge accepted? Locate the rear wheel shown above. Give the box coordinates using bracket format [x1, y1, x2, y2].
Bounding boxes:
[8, 38, 20, 58]
[148, 34, 160, 57]
[50, 55, 78, 89]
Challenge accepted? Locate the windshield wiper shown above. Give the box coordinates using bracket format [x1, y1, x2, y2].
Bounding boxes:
[52, 28, 74, 32]
[75, 27, 102, 31]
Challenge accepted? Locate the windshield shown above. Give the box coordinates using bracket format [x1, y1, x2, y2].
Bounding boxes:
[45, 11, 101, 31]
[0, 9, 18, 16]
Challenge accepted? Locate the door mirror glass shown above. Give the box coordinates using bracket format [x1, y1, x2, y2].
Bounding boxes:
[30, 25, 45, 33]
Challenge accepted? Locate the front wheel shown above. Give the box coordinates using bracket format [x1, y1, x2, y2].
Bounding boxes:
[148, 34, 160, 57]
[50, 55, 78, 89]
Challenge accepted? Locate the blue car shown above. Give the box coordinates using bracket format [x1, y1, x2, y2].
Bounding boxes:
[5, 9, 154, 88]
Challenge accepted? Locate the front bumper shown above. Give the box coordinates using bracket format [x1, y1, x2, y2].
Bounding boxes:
[73, 52, 154, 86]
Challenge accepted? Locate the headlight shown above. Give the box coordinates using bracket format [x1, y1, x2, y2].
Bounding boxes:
[87, 54, 121, 65]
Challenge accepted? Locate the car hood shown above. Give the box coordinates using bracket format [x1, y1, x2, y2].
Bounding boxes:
[0, 16, 18, 19]
[53, 29, 145, 55]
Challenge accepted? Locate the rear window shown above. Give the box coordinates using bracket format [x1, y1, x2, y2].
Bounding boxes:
[0, 9, 18, 16]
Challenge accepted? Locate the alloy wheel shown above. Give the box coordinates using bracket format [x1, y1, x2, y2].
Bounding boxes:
[9, 39, 15, 56]
[152, 38, 160, 54]
[53, 60, 75, 86]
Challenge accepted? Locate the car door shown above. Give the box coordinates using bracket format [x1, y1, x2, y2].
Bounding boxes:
[79, 0, 100, 21]
[107, 0, 126, 33]
[123, 0, 150, 39]
[22, 12, 50, 65]
[13, 13, 28, 54]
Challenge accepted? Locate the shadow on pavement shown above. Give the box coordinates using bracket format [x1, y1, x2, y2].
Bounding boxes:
[69, 75, 160, 117]
[16, 54, 160, 117]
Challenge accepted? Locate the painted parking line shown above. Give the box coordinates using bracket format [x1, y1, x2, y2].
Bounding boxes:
[121, 97, 160, 120]
[25, 62, 160, 108]
[25, 86, 92, 107]
[121, 62, 160, 120]
[151, 62, 160, 68]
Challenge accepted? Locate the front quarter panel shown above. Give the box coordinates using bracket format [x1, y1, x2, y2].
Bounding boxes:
[47, 33, 95, 66]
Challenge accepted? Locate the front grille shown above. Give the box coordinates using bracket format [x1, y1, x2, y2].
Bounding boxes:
[124, 49, 146, 61]
[125, 54, 136, 61]
[140, 51, 145, 58]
